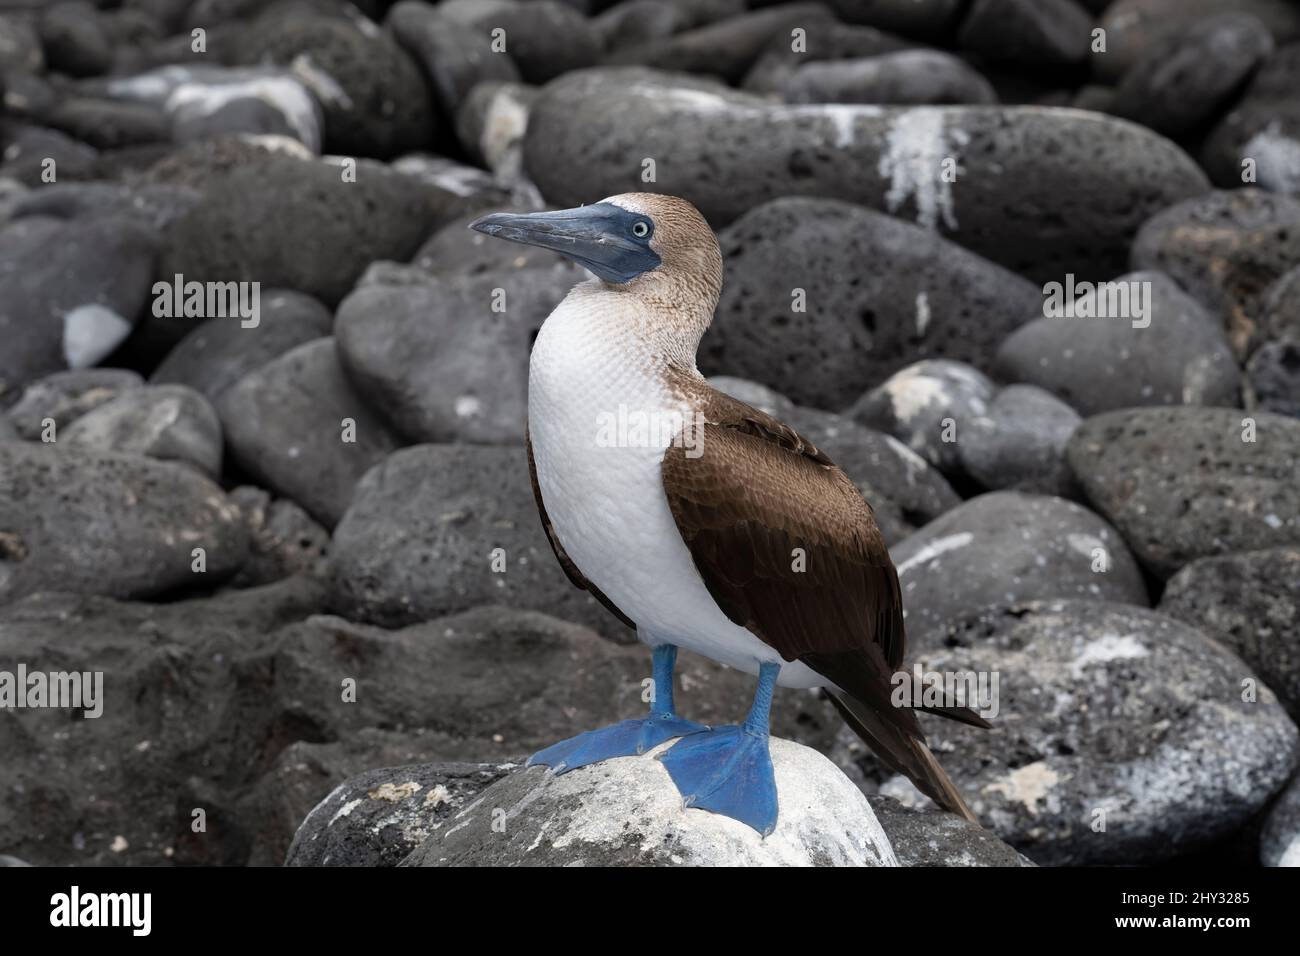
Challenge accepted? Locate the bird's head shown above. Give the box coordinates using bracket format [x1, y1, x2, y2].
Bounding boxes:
[469, 193, 723, 308]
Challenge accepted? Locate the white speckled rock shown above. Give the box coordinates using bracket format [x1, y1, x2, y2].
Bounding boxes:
[401, 738, 898, 867]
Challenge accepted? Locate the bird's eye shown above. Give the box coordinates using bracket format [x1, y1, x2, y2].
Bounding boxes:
[632, 220, 650, 238]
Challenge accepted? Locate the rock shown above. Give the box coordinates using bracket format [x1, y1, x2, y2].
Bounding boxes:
[525, 69, 1210, 281]
[1261, 265, 1300, 343]
[9, 181, 202, 233]
[827, 0, 964, 40]
[958, 0, 1094, 67]
[45, 97, 171, 150]
[606, 4, 826, 83]
[778, 50, 997, 106]
[708, 375, 796, 418]
[234, 12, 434, 158]
[463, 0, 601, 85]
[334, 267, 577, 444]
[61, 384, 223, 478]
[1248, 341, 1300, 417]
[453, 81, 538, 180]
[846, 600, 1299, 865]
[387, 0, 520, 121]
[0, 443, 248, 603]
[847, 360, 995, 475]
[400, 739, 898, 867]
[0, 415, 17, 443]
[995, 271, 1242, 414]
[149, 289, 333, 402]
[0, 126, 99, 187]
[1202, 41, 1300, 194]
[6, 369, 144, 439]
[39, 1, 113, 77]
[1092, 0, 1300, 83]
[327, 444, 628, 635]
[1066, 406, 1300, 577]
[0, 578, 328, 864]
[867, 795, 1036, 866]
[699, 198, 1042, 409]
[286, 760, 516, 866]
[217, 338, 402, 528]
[101, 65, 327, 152]
[1261, 773, 1300, 866]
[1160, 548, 1300, 718]
[888, 491, 1148, 645]
[957, 385, 1081, 497]
[0, 216, 156, 396]
[1131, 189, 1300, 356]
[741, 19, 913, 94]
[142, 138, 457, 348]
[0, 15, 43, 74]
[781, 404, 963, 543]
[1109, 13, 1274, 138]
[226, 486, 330, 588]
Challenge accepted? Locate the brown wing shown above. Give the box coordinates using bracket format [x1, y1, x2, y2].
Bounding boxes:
[527, 432, 636, 631]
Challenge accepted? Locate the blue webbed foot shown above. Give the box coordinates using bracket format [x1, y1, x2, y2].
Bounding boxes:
[527, 713, 709, 774]
[658, 724, 778, 836]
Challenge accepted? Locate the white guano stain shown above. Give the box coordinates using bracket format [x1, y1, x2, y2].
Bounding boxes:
[895, 531, 975, 577]
[984, 761, 1061, 816]
[877, 109, 965, 231]
[62, 305, 132, 369]
[1069, 632, 1148, 679]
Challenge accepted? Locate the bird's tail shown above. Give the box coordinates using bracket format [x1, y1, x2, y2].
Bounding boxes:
[826, 690, 981, 824]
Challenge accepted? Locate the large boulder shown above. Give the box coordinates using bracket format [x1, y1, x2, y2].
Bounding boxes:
[400, 740, 898, 867]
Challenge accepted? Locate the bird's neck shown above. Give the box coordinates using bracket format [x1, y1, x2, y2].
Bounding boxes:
[548, 281, 714, 371]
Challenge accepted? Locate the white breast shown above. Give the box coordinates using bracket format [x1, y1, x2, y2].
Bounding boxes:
[528, 287, 825, 690]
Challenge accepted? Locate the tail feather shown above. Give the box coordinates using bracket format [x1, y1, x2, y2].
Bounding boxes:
[827, 691, 980, 824]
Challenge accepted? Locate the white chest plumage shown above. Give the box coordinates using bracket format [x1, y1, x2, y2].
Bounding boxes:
[527, 287, 824, 689]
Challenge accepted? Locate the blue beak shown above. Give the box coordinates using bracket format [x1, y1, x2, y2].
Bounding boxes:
[469, 203, 661, 284]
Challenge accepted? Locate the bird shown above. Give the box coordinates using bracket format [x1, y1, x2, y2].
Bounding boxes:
[469, 193, 989, 836]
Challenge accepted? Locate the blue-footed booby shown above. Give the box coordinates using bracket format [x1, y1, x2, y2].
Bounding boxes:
[469, 193, 988, 834]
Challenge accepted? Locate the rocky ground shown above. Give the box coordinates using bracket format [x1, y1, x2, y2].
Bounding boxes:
[1, 0, 1299, 867]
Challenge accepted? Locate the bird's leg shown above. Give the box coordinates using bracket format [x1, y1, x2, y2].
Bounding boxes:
[658, 660, 780, 836]
[526, 644, 709, 774]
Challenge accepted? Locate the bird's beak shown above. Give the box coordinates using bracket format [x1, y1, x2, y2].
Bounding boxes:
[468, 203, 660, 284]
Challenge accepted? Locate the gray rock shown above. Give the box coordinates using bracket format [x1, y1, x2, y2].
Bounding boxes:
[779, 50, 997, 106]
[0, 443, 248, 603]
[453, 81, 539, 179]
[0, 415, 18, 443]
[0, 578, 329, 865]
[889, 491, 1148, 646]
[843, 600, 1300, 865]
[39, 1, 113, 77]
[401, 740, 898, 867]
[0, 126, 99, 187]
[0, 14, 43, 74]
[708, 375, 796, 418]
[957, 385, 1081, 497]
[827, 0, 964, 40]
[847, 360, 996, 474]
[1109, 13, 1274, 138]
[217, 338, 401, 528]
[781, 404, 963, 543]
[1132, 189, 1300, 357]
[233, 11, 434, 158]
[1203, 41, 1300, 194]
[741, 19, 912, 95]
[335, 267, 578, 444]
[1066, 406, 1300, 577]
[149, 289, 333, 402]
[6, 368, 144, 439]
[867, 795, 1036, 866]
[61, 384, 223, 478]
[9, 181, 203, 233]
[1248, 341, 1300, 417]
[1160, 548, 1300, 719]
[1092, 0, 1300, 82]
[525, 69, 1210, 281]
[958, 0, 1094, 67]
[0, 216, 156, 395]
[464, 0, 602, 84]
[1261, 773, 1300, 866]
[606, 4, 827, 83]
[45, 96, 170, 150]
[327, 444, 631, 636]
[995, 271, 1242, 414]
[700, 199, 1042, 409]
[387, 1, 520, 122]
[1261, 265, 1300, 344]
[287, 761, 516, 866]
[147, 138, 460, 312]
[226, 485, 330, 589]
